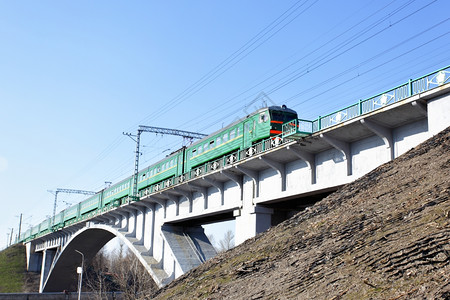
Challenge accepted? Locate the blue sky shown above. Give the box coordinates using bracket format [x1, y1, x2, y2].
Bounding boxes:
[0, 0, 449, 249]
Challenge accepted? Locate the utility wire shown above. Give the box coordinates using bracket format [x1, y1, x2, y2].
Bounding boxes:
[177, 0, 418, 132]
[173, 0, 426, 135]
[285, 18, 449, 103]
[137, 0, 319, 128]
[265, 0, 436, 95]
[288, 30, 450, 110]
[58, 1, 319, 188]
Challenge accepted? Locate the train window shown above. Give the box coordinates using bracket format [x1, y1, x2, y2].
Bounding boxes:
[216, 137, 221, 145]
[259, 112, 269, 123]
[230, 129, 236, 140]
[210, 140, 214, 146]
[223, 132, 229, 142]
[271, 111, 297, 123]
[204, 143, 209, 152]
[198, 145, 203, 154]
[237, 127, 241, 136]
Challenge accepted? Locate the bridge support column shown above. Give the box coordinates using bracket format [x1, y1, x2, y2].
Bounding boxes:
[160, 225, 216, 281]
[25, 242, 42, 273]
[234, 205, 273, 246]
[39, 248, 57, 293]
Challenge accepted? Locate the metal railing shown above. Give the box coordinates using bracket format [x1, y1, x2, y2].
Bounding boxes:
[312, 65, 450, 132]
[282, 119, 314, 138]
[139, 134, 293, 197]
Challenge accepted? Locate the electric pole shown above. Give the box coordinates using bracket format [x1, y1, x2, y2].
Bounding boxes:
[17, 213, 22, 241]
[48, 189, 96, 225]
[9, 228, 13, 246]
[123, 125, 207, 200]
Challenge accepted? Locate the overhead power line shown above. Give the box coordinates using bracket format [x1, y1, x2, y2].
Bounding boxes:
[58, 1, 317, 192]
[137, 0, 319, 128]
[265, 0, 437, 96]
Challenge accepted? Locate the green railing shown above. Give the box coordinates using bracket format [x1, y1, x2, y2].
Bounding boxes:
[312, 65, 450, 132]
[282, 119, 314, 138]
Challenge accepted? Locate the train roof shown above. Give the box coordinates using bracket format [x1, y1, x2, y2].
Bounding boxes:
[268, 104, 297, 115]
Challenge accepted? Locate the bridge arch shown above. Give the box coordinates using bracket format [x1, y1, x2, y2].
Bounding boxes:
[42, 224, 166, 292]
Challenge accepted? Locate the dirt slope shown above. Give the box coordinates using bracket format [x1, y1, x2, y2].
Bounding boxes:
[152, 127, 450, 300]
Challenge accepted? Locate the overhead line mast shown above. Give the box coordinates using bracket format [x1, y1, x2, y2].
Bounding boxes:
[48, 188, 96, 225]
[123, 125, 207, 201]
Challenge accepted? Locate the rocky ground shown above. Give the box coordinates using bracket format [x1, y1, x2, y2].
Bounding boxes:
[151, 127, 450, 300]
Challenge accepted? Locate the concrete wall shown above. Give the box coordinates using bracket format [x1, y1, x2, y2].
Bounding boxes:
[26, 242, 42, 273]
[286, 159, 311, 192]
[394, 119, 429, 158]
[428, 92, 450, 135]
[208, 186, 222, 209]
[351, 134, 387, 176]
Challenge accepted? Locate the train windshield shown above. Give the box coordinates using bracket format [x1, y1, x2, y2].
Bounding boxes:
[270, 110, 297, 124]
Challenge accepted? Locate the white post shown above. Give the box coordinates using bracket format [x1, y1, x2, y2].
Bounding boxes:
[75, 250, 84, 300]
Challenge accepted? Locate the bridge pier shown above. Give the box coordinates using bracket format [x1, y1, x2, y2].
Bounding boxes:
[25, 242, 42, 273]
[39, 249, 57, 293]
[234, 206, 273, 245]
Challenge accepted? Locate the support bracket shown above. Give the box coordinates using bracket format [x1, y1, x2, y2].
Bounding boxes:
[287, 145, 316, 184]
[202, 177, 225, 206]
[259, 156, 286, 191]
[220, 170, 243, 200]
[360, 118, 394, 160]
[173, 187, 193, 213]
[236, 165, 260, 197]
[188, 182, 208, 210]
[412, 100, 428, 117]
[320, 133, 352, 176]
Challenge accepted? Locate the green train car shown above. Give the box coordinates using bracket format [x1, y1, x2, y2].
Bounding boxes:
[20, 105, 298, 242]
[186, 105, 297, 171]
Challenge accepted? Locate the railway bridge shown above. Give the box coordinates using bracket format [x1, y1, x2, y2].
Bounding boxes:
[24, 67, 450, 293]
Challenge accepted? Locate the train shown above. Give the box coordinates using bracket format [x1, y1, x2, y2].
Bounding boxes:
[20, 105, 298, 242]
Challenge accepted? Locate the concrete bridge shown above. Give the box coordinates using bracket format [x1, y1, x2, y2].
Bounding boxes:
[25, 68, 450, 293]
